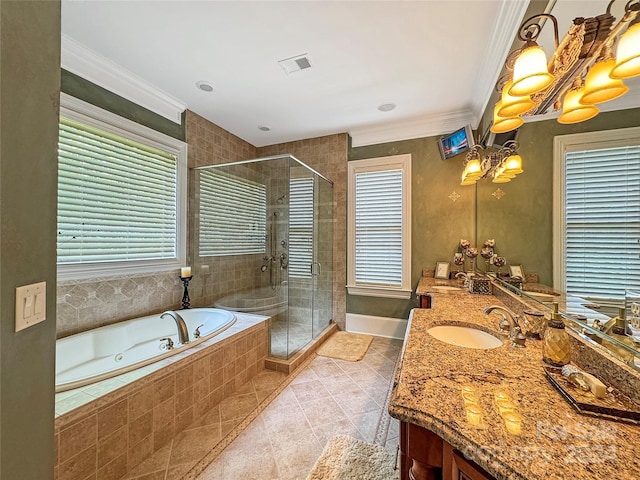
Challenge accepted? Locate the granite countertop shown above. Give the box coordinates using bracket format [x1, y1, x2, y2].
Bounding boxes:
[416, 276, 611, 324]
[388, 289, 640, 480]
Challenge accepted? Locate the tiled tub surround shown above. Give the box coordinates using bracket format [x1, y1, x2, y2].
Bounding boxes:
[56, 308, 236, 392]
[391, 289, 640, 480]
[54, 313, 269, 480]
[57, 271, 186, 338]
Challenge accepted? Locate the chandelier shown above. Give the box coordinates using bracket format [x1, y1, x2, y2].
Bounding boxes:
[491, 0, 640, 133]
[460, 141, 523, 185]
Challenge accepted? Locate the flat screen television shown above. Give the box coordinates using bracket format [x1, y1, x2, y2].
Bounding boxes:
[438, 125, 474, 160]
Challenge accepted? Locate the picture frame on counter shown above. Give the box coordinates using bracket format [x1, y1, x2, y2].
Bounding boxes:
[509, 264, 525, 280]
[435, 261, 451, 279]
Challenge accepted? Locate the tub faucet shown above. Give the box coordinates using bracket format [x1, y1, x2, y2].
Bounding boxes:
[482, 305, 526, 348]
[160, 311, 190, 345]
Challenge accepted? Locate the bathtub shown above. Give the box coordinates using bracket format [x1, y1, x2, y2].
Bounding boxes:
[214, 286, 287, 317]
[55, 308, 235, 392]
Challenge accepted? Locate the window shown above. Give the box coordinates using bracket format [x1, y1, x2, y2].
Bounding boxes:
[289, 177, 314, 277]
[553, 127, 640, 305]
[57, 93, 187, 280]
[347, 154, 411, 298]
[198, 169, 266, 256]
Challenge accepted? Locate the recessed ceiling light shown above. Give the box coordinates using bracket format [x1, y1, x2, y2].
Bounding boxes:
[258, 125, 271, 132]
[378, 103, 396, 112]
[196, 81, 214, 92]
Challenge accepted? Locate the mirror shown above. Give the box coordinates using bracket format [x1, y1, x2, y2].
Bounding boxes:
[491, 275, 640, 371]
[473, 109, 640, 363]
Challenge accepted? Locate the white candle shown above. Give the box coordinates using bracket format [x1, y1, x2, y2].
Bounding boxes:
[181, 266, 191, 277]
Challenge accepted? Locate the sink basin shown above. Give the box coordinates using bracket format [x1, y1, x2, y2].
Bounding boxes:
[427, 325, 503, 349]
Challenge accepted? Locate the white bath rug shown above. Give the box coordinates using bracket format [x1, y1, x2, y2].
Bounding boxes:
[306, 435, 399, 480]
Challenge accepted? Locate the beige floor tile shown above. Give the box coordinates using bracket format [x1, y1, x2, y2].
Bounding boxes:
[288, 367, 319, 385]
[270, 433, 323, 480]
[351, 408, 383, 442]
[333, 389, 380, 416]
[121, 443, 171, 479]
[290, 379, 331, 404]
[195, 404, 221, 428]
[311, 417, 364, 445]
[309, 361, 344, 378]
[192, 337, 402, 480]
[318, 373, 361, 395]
[168, 424, 221, 466]
[219, 392, 259, 422]
[299, 394, 349, 429]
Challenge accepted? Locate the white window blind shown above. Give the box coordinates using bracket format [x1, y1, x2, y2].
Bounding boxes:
[354, 169, 403, 286]
[289, 177, 314, 277]
[564, 145, 640, 302]
[57, 118, 179, 264]
[198, 169, 266, 256]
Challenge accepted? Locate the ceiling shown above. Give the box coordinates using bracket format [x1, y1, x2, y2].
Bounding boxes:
[61, 1, 640, 148]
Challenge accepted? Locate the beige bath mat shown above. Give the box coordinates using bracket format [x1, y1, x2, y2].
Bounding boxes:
[316, 331, 373, 362]
[306, 435, 398, 480]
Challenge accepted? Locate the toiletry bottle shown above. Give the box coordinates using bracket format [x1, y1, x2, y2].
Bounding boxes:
[608, 307, 635, 363]
[543, 303, 572, 367]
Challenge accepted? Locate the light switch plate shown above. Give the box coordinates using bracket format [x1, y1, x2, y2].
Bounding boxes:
[15, 281, 46, 332]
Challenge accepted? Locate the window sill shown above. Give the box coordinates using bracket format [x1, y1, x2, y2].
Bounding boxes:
[57, 259, 182, 282]
[346, 285, 412, 299]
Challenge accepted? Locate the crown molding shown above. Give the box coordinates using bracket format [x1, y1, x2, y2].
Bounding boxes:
[349, 110, 476, 148]
[470, 0, 531, 126]
[61, 34, 187, 125]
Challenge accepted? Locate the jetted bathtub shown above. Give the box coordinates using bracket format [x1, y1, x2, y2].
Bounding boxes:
[214, 286, 287, 317]
[55, 308, 235, 392]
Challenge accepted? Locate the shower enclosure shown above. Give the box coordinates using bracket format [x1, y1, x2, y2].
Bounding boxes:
[191, 154, 333, 359]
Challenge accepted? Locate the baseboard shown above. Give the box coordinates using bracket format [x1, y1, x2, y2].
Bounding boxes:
[345, 313, 408, 339]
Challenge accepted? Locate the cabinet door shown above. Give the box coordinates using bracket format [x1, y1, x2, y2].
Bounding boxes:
[400, 421, 443, 480]
[443, 442, 494, 480]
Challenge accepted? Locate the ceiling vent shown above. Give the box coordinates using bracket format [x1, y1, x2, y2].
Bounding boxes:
[278, 54, 312, 74]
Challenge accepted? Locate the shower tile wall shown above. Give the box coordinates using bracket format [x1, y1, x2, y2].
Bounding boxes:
[258, 134, 348, 330]
[185, 111, 266, 308]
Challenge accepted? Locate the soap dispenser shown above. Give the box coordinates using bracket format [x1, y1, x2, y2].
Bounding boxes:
[543, 303, 572, 367]
[608, 307, 635, 363]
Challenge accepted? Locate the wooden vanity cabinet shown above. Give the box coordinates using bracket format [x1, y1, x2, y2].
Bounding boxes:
[418, 294, 432, 308]
[400, 421, 494, 480]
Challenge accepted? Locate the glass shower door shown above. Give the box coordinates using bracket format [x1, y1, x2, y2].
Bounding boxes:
[312, 174, 333, 338]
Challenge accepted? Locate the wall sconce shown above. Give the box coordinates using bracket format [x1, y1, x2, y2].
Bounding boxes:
[491, 0, 640, 133]
[460, 141, 524, 186]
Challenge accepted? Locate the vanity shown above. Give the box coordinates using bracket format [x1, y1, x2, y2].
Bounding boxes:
[389, 277, 640, 480]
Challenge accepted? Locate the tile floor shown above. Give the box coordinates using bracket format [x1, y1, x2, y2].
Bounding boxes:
[196, 336, 402, 480]
[120, 335, 402, 480]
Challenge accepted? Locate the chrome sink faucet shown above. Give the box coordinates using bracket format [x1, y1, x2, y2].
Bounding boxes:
[483, 305, 526, 348]
[160, 310, 190, 345]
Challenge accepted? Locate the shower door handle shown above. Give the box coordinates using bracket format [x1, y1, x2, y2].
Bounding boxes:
[311, 262, 321, 276]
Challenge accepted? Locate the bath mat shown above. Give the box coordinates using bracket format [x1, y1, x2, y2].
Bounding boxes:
[316, 331, 373, 362]
[306, 435, 399, 480]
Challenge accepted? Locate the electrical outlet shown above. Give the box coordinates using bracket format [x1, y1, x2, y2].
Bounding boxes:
[15, 281, 46, 332]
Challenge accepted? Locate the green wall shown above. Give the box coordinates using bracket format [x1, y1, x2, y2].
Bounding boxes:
[0, 2, 60, 479]
[61, 69, 186, 141]
[478, 106, 640, 286]
[347, 107, 640, 318]
[348, 136, 476, 319]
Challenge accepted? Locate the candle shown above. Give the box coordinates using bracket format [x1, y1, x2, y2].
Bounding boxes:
[465, 405, 482, 426]
[502, 411, 522, 435]
[181, 266, 191, 277]
[495, 397, 514, 415]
